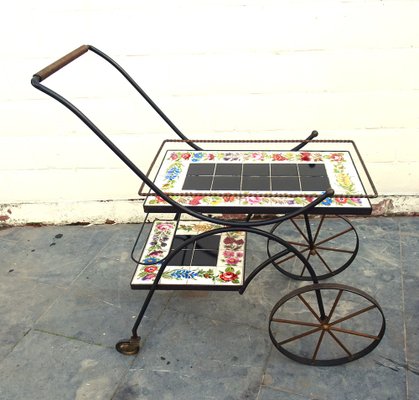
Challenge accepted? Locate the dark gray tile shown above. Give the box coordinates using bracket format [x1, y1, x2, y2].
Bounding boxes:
[114, 366, 263, 400]
[131, 308, 271, 373]
[242, 176, 270, 191]
[34, 285, 171, 348]
[352, 217, 400, 240]
[0, 225, 116, 286]
[215, 163, 242, 176]
[265, 349, 407, 400]
[272, 176, 300, 191]
[300, 176, 330, 191]
[403, 274, 419, 362]
[187, 163, 215, 176]
[168, 262, 291, 330]
[271, 163, 298, 177]
[0, 330, 131, 400]
[182, 175, 213, 190]
[298, 163, 327, 177]
[0, 275, 62, 361]
[401, 235, 419, 277]
[407, 361, 419, 400]
[398, 217, 419, 237]
[212, 175, 241, 190]
[243, 163, 270, 176]
[258, 386, 312, 400]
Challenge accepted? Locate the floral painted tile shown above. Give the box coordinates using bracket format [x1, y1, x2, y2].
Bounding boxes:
[144, 149, 372, 214]
[131, 220, 246, 289]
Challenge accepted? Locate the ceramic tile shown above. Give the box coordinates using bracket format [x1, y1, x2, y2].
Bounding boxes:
[131, 221, 245, 288]
[299, 163, 327, 177]
[145, 149, 372, 213]
[271, 176, 300, 191]
[212, 175, 241, 190]
[215, 162, 242, 175]
[271, 163, 299, 176]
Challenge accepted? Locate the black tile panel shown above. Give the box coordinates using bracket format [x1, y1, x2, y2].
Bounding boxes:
[299, 164, 327, 177]
[242, 176, 271, 191]
[182, 175, 213, 190]
[215, 163, 242, 176]
[271, 177, 301, 191]
[212, 176, 241, 191]
[187, 163, 215, 175]
[271, 164, 299, 177]
[300, 176, 331, 191]
[242, 164, 270, 176]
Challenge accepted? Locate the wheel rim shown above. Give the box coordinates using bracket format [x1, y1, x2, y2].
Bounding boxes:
[269, 283, 385, 366]
[267, 215, 359, 281]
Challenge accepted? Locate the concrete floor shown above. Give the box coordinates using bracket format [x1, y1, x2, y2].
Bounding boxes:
[0, 216, 417, 400]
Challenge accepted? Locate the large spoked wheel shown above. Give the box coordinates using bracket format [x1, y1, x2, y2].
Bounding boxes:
[269, 283, 385, 366]
[267, 215, 359, 281]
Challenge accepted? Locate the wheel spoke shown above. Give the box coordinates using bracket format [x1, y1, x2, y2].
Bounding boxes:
[327, 289, 343, 323]
[278, 327, 322, 346]
[291, 218, 310, 244]
[313, 215, 326, 243]
[271, 318, 320, 328]
[314, 249, 333, 273]
[312, 330, 326, 362]
[287, 240, 310, 247]
[315, 245, 354, 254]
[315, 227, 354, 247]
[330, 326, 380, 340]
[298, 294, 321, 323]
[273, 247, 310, 266]
[299, 251, 311, 277]
[327, 330, 352, 357]
[330, 304, 377, 326]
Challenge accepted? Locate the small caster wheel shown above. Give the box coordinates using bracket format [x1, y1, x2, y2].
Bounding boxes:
[115, 336, 140, 355]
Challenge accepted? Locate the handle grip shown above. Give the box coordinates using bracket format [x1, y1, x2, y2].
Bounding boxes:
[33, 45, 90, 82]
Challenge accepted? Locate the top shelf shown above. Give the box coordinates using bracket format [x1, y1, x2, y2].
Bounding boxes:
[141, 139, 377, 215]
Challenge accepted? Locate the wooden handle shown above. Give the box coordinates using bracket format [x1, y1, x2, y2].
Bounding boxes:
[33, 45, 90, 81]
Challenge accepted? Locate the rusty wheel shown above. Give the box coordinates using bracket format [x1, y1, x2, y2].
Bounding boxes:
[267, 215, 359, 280]
[269, 283, 385, 366]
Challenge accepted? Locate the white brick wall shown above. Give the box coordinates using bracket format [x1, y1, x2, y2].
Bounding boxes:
[1, 0, 418, 223]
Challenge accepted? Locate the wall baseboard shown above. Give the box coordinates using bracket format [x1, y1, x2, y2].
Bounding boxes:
[0, 196, 417, 226]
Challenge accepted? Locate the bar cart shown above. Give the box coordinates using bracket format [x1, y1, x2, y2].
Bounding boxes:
[31, 45, 385, 366]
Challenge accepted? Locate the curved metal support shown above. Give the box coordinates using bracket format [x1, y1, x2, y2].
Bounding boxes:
[130, 225, 326, 339]
[130, 213, 152, 264]
[238, 248, 290, 294]
[33, 75, 335, 229]
[32, 44, 201, 150]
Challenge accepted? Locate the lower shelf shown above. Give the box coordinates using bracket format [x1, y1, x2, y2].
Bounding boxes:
[131, 220, 246, 290]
